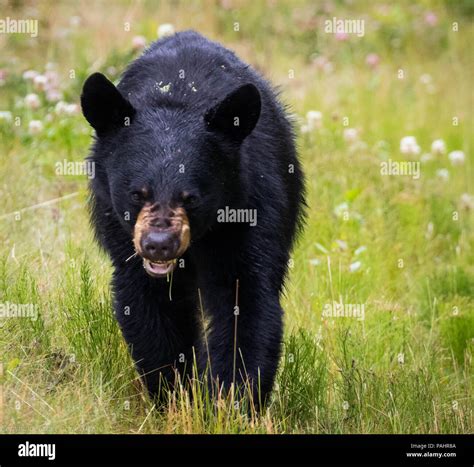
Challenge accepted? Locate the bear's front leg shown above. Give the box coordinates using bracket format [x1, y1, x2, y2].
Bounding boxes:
[196, 253, 284, 407]
[112, 263, 198, 400]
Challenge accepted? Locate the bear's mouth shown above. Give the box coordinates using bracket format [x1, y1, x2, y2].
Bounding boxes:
[143, 258, 177, 278]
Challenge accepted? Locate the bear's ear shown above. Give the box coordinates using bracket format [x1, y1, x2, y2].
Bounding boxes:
[204, 83, 261, 142]
[81, 72, 135, 136]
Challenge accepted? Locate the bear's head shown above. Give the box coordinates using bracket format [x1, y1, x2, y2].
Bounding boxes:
[81, 72, 261, 278]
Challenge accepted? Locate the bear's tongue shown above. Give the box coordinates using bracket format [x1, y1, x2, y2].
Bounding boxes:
[143, 259, 176, 277]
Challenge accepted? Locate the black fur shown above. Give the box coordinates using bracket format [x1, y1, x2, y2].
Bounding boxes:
[81, 31, 305, 405]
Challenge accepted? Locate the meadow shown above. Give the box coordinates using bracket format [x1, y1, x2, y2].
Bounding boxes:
[0, 0, 472, 434]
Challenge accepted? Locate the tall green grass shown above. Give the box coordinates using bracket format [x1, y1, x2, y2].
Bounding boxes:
[0, 0, 472, 433]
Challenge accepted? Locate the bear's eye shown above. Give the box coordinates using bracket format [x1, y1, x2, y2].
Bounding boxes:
[181, 192, 199, 208]
[130, 189, 148, 204]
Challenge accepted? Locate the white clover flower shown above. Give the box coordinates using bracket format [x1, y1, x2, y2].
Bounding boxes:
[55, 101, 68, 115]
[157, 23, 175, 39]
[69, 16, 81, 27]
[448, 150, 465, 166]
[65, 103, 79, 115]
[33, 74, 48, 91]
[46, 89, 63, 103]
[306, 110, 322, 130]
[349, 261, 362, 273]
[28, 119, 43, 135]
[431, 139, 446, 155]
[22, 69, 39, 81]
[0, 111, 13, 122]
[343, 128, 358, 143]
[334, 202, 349, 218]
[354, 246, 367, 256]
[55, 101, 78, 116]
[24, 93, 41, 109]
[400, 136, 421, 156]
[436, 169, 449, 181]
[459, 193, 474, 211]
[419, 73, 432, 85]
[132, 35, 147, 50]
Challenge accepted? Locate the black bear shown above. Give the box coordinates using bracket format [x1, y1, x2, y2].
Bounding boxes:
[81, 31, 304, 406]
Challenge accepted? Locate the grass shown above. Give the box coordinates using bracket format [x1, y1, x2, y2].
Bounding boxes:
[0, 0, 472, 434]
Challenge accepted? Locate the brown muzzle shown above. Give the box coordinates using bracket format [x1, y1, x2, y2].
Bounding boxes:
[133, 204, 191, 277]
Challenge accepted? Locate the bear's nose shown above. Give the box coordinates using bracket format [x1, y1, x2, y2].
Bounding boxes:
[141, 231, 179, 261]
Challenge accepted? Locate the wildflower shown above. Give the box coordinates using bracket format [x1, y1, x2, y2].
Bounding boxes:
[448, 150, 465, 166]
[312, 56, 333, 74]
[365, 53, 380, 69]
[22, 69, 38, 81]
[459, 193, 474, 211]
[28, 120, 43, 135]
[436, 169, 449, 181]
[419, 73, 432, 85]
[0, 111, 13, 122]
[335, 31, 348, 41]
[400, 136, 421, 156]
[24, 93, 41, 109]
[306, 110, 322, 130]
[334, 239, 348, 251]
[157, 23, 175, 39]
[132, 35, 147, 50]
[354, 246, 366, 256]
[424, 12, 438, 27]
[334, 202, 349, 218]
[69, 16, 81, 27]
[343, 128, 358, 143]
[431, 139, 446, 155]
[33, 74, 48, 91]
[46, 89, 63, 102]
[349, 261, 361, 273]
[55, 101, 78, 116]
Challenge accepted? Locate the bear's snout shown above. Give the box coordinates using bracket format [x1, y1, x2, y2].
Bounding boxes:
[141, 230, 180, 262]
[133, 204, 191, 278]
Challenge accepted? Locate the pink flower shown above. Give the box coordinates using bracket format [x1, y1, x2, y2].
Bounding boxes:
[28, 120, 43, 135]
[335, 31, 349, 41]
[424, 12, 438, 27]
[132, 35, 147, 50]
[365, 53, 380, 69]
[24, 93, 41, 109]
[46, 89, 63, 102]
